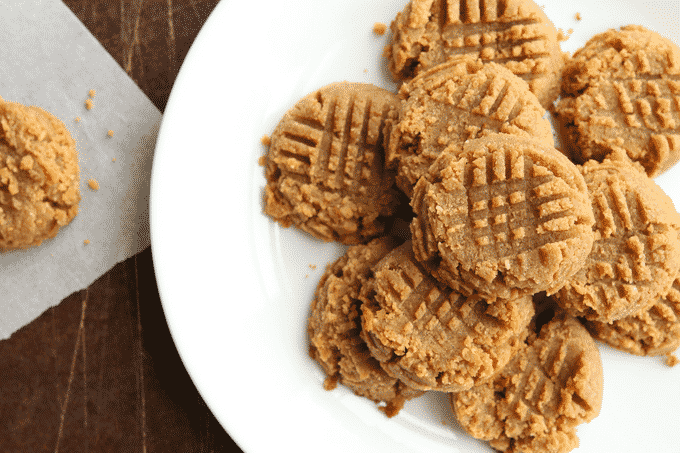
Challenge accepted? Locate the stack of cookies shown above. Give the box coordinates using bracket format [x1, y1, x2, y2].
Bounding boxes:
[262, 1, 680, 452]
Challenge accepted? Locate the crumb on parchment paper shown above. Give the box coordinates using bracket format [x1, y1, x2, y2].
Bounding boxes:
[75, 117, 80, 123]
[89, 89, 96, 98]
[88, 178, 99, 191]
[85, 98, 94, 110]
[107, 130, 114, 137]
[373, 22, 387, 35]
[666, 353, 679, 367]
[84, 239, 90, 245]
[575, 12, 582, 21]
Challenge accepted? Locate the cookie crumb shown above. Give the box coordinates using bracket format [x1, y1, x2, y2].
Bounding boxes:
[75, 117, 80, 123]
[309, 264, 317, 270]
[84, 239, 90, 245]
[112, 157, 116, 162]
[261, 134, 271, 146]
[557, 28, 573, 42]
[88, 178, 99, 191]
[107, 129, 114, 137]
[373, 22, 387, 35]
[89, 89, 96, 98]
[85, 99, 94, 110]
[665, 353, 679, 367]
[575, 12, 582, 21]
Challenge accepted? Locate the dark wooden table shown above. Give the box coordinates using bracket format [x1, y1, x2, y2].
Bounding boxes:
[0, 1, 244, 451]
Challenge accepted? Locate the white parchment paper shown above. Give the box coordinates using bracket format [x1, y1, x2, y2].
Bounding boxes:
[0, 0, 162, 339]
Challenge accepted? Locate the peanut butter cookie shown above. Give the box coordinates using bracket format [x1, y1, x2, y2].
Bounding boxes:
[360, 241, 534, 392]
[386, 0, 565, 108]
[584, 272, 680, 357]
[0, 97, 80, 250]
[388, 57, 553, 196]
[308, 236, 423, 417]
[556, 25, 680, 177]
[264, 82, 401, 244]
[451, 313, 603, 453]
[555, 156, 680, 323]
[410, 134, 594, 300]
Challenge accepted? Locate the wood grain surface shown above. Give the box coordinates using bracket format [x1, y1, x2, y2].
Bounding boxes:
[0, 1, 244, 451]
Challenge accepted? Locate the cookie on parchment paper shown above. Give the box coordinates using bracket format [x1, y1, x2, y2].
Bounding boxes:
[0, 97, 80, 250]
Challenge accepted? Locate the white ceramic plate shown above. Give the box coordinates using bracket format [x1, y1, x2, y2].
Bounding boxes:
[150, 1, 680, 452]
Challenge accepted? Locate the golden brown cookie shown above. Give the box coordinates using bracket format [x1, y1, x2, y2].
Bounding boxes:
[556, 25, 680, 177]
[388, 57, 553, 195]
[555, 157, 680, 323]
[385, 0, 565, 108]
[584, 272, 680, 357]
[308, 236, 423, 417]
[360, 240, 534, 392]
[451, 313, 603, 453]
[264, 82, 402, 244]
[0, 97, 80, 250]
[410, 134, 594, 300]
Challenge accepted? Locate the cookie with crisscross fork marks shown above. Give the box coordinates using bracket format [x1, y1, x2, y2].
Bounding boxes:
[410, 134, 594, 300]
[451, 313, 603, 453]
[555, 157, 680, 323]
[385, 0, 564, 108]
[308, 236, 424, 417]
[584, 271, 680, 358]
[360, 240, 534, 392]
[388, 57, 553, 195]
[264, 82, 402, 244]
[556, 25, 680, 177]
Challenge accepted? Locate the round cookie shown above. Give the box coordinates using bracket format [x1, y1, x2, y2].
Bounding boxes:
[451, 313, 604, 453]
[388, 57, 553, 196]
[308, 236, 423, 417]
[584, 272, 680, 357]
[555, 157, 680, 323]
[410, 134, 594, 300]
[385, 0, 565, 108]
[0, 97, 80, 250]
[556, 25, 680, 177]
[264, 82, 402, 244]
[360, 240, 534, 392]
